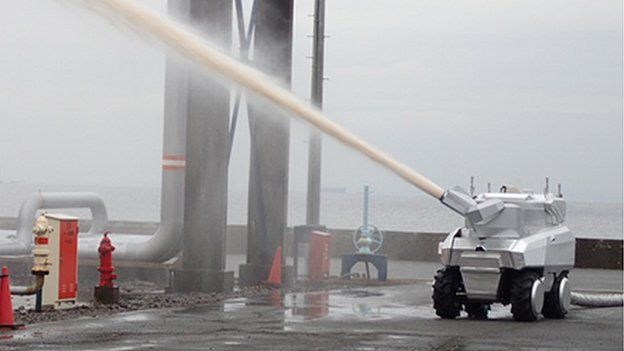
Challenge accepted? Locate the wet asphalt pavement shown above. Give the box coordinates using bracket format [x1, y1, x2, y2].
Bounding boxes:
[1, 277, 622, 351]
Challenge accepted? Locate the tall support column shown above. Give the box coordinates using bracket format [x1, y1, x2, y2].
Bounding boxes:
[239, 0, 295, 287]
[173, 0, 233, 293]
[160, 0, 190, 261]
[306, 0, 326, 226]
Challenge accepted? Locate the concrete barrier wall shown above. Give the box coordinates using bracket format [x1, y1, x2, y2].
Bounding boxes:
[575, 238, 623, 270]
[1, 217, 621, 270]
[224, 227, 447, 263]
[319, 230, 623, 270]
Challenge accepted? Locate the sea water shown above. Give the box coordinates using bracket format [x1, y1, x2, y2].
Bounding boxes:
[0, 183, 620, 240]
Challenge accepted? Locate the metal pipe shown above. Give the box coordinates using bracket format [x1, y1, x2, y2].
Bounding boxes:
[79, 0, 187, 262]
[10, 274, 45, 296]
[0, 192, 109, 255]
[1, 2, 187, 262]
[306, 0, 326, 226]
[0, 191, 183, 262]
[1, 71, 185, 261]
[228, 0, 256, 161]
[79, 20, 186, 262]
[363, 185, 370, 231]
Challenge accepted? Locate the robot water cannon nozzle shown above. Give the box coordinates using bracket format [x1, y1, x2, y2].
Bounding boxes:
[440, 187, 505, 225]
[439, 187, 475, 215]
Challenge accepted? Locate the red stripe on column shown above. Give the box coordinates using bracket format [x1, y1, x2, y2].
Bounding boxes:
[163, 154, 186, 160]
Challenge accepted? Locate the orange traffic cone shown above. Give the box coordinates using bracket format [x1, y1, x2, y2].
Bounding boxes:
[0, 266, 21, 330]
[263, 246, 282, 288]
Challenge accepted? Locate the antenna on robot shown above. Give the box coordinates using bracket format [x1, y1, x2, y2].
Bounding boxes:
[470, 176, 475, 196]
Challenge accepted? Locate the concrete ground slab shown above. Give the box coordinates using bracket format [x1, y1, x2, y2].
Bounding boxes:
[1, 278, 621, 350]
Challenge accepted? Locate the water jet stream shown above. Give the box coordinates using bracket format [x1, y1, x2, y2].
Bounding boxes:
[90, 0, 445, 200]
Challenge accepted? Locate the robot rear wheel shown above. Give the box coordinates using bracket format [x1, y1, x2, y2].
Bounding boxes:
[542, 272, 570, 319]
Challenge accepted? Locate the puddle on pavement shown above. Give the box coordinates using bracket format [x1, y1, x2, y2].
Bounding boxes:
[339, 290, 385, 298]
[174, 286, 516, 330]
[112, 312, 154, 322]
[223, 341, 242, 346]
[285, 289, 427, 322]
[178, 288, 430, 325]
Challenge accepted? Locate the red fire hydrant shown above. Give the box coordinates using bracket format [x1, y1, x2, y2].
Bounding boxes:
[98, 232, 117, 287]
[94, 231, 119, 304]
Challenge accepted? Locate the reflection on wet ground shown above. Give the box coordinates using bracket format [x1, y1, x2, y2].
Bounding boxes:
[176, 286, 555, 326]
[178, 288, 419, 324]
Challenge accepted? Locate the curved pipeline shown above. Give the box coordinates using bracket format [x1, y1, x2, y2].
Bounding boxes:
[0, 192, 109, 255]
[77, 6, 188, 262]
[0, 190, 184, 262]
[78, 222, 182, 262]
[1, 187, 183, 262]
[571, 292, 624, 308]
[10, 275, 45, 296]
[0, 11, 186, 262]
[74, 3, 188, 262]
[81, 33, 188, 262]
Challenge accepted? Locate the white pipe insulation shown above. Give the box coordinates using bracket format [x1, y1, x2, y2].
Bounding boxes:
[79, 40, 187, 262]
[0, 192, 109, 255]
[0, 22, 187, 262]
[0, 186, 183, 262]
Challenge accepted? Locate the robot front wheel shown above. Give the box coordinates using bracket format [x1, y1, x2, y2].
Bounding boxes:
[432, 267, 462, 319]
[431, 267, 491, 320]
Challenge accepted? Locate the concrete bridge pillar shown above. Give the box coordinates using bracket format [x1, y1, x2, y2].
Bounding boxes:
[239, 0, 295, 287]
[172, 0, 233, 293]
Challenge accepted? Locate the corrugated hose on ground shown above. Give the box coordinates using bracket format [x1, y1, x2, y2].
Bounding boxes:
[571, 292, 624, 307]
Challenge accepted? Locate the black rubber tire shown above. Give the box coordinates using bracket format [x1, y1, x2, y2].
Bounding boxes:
[465, 302, 489, 320]
[510, 270, 541, 322]
[432, 267, 462, 319]
[542, 273, 568, 319]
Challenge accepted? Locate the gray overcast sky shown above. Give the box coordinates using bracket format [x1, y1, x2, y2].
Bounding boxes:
[0, 0, 622, 202]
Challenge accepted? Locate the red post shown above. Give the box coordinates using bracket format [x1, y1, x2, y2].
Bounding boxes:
[308, 231, 332, 282]
[94, 232, 119, 304]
